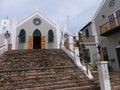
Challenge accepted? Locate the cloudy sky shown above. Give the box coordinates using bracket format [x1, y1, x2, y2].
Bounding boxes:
[0, 0, 103, 33]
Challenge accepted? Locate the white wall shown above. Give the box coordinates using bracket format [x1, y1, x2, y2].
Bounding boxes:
[16, 14, 57, 49]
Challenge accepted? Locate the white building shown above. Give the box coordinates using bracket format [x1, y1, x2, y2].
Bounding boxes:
[93, 0, 120, 71]
[0, 9, 60, 53]
[79, 22, 99, 66]
[0, 8, 96, 79]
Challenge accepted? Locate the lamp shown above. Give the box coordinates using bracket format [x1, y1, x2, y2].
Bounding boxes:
[97, 45, 103, 61]
[97, 45, 101, 53]
[4, 31, 10, 39]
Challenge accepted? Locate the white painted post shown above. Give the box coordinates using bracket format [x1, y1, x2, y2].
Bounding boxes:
[5, 38, 8, 51]
[56, 21, 60, 49]
[96, 61, 111, 90]
[6, 36, 11, 51]
[74, 47, 80, 61]
[11, 18, 17, 50]
[68, 35, 73, 51]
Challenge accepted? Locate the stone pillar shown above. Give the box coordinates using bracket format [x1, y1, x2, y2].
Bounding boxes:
[96, 61, 111, 90]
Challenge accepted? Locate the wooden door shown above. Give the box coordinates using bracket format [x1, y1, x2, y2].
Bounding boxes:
[28, 36, 33, 49]
[41, 36, 46, 49]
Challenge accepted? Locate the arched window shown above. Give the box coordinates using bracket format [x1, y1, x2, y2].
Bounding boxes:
[33, 29, 41, 36]
[48, 30, 54, 42]
[18, 29, 26, 43]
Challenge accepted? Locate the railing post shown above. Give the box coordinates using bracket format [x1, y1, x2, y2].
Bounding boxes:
[97, 45, 111, 90]
[68, 35, 74, 51]
[96, 61, 111, 90]
[6, 39, 11, 51]
[5, 31, 11, 51]
[74, 47, 80, 61]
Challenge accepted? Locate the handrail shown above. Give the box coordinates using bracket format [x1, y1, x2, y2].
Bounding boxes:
[68, 48, 97, 71]
[0, 45, 6, 49]
[77, 55, 97, 70]
[68, 48, 74, 53]
[0, 45, 6, 56]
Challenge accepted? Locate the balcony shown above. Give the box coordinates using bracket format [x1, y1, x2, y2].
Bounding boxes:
[99, 16, 120, 36]
[82, 36, 95, 42]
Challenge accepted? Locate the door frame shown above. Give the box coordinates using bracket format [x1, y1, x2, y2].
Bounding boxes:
[33, 29, 41, 49]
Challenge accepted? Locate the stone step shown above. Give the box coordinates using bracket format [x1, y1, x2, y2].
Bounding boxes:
[57, 85, 100, 90]
[3, 49, 64, 56]
[0, 78, 91, 90]
[0, 65, 77, 72]
[15, 82, 79, 90]
[0, 71, 85, 83]
[111, 79, 120, 86]
[92, 72, 120, 90]
[3, 80, 79, 88]
[0, 49, 95, 90]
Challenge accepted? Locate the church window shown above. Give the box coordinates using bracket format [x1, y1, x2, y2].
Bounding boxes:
[48, 30, 54, 42]
[18, 29, 26, 43]
[33, 18, 41, 26]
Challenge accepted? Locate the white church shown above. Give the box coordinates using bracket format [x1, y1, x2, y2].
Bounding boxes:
[0, 9, 60, 52]
[0, 9, 95, 79]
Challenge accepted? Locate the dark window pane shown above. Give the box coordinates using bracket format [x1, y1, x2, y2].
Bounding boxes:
[102, 47, 109, 61]
[48, 30, 54, 42]
[18, 29, 26, 43]
[82, 49, 91, 63]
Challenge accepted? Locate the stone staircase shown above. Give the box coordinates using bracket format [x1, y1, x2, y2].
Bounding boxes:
[0, 49, 98, 90]
[92, 71, 120, 90]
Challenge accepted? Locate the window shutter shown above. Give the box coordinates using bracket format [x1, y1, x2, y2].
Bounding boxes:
[28, 36, 33, 49]
[41, 36, 46, 49]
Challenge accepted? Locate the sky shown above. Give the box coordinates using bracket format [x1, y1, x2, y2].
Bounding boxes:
[0, 0, 103, 33]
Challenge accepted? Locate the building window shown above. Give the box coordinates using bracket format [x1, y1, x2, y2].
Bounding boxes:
[108, 13, 116, 28]
[116, 9, 120, 17]
[108, 13, 115, 21]
[102, 47, 109, 61]
[48, 30, 54, 42]
[18, 29, 26, 43]
[85, 29, 89, 37]
[116, 9, 120, 24]
[82, 49, 91, 63]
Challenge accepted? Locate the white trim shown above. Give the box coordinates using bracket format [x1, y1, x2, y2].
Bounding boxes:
[61, 46, 93, 79]
[92, 0, 106, 20]
[17, 11, 56, 28]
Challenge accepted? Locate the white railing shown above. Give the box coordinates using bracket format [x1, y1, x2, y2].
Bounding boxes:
[0, 35, 5, 46]
[0, 45, 6, 55]
[61, 45, 94, 79]
[0, 32, 7, 55]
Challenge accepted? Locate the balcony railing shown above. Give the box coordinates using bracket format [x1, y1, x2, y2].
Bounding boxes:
[81, 36, 95, 42]
[100, 16, 120, 36]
